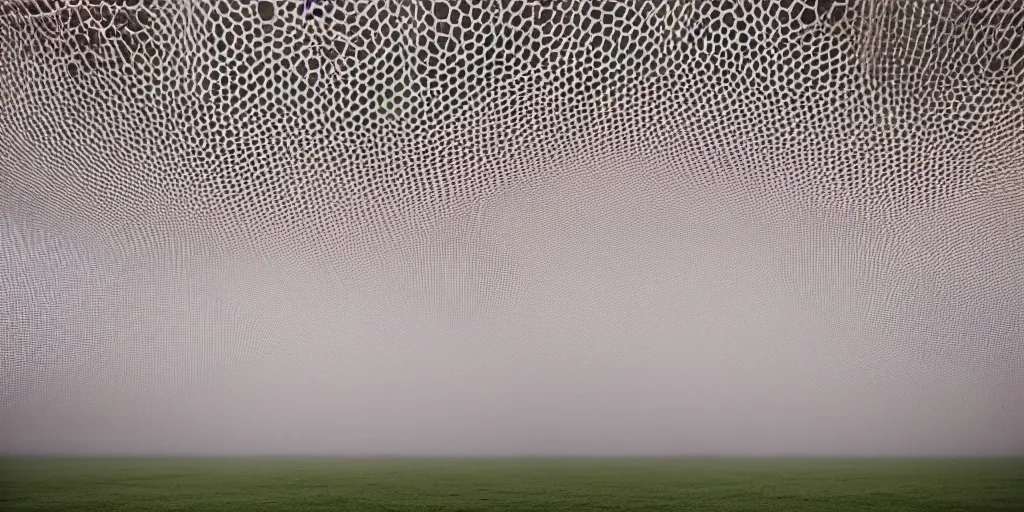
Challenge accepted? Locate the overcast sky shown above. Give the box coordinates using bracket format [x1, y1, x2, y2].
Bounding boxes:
[2, 158, 1021, 458]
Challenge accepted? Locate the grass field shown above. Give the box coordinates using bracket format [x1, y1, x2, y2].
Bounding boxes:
[1, 458, 1022, 511]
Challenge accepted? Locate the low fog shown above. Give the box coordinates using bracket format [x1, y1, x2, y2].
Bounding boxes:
[2, 162, 1021, 458]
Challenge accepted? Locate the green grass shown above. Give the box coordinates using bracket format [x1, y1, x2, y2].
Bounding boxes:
[1, 458, 1022, 511]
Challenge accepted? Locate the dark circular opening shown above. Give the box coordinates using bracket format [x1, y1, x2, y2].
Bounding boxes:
[257, 1, 275, 22]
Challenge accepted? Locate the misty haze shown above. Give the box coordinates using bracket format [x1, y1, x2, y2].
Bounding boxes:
[1, 0, 1023, 510]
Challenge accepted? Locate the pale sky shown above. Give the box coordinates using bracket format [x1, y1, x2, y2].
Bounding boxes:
[2, 157, 1021, 458]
